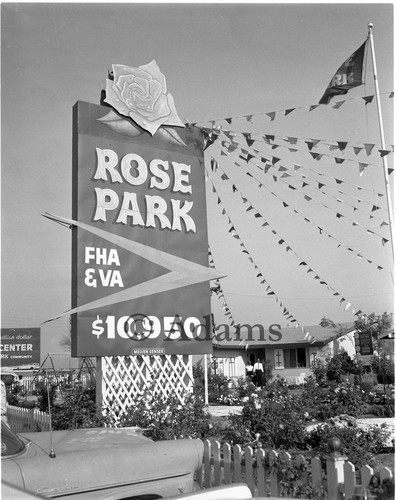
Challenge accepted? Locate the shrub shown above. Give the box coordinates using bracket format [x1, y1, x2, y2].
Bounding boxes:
[266, 453, 327, 499]
[221, 386, 307, 450]
[51, 383, 109, 430]
[326, 352, 360, 383]
[305, 422, 392, 467]
[118, 388, 215, 440]
[193, 362, 232, 404]
[371, 352, 395, 386]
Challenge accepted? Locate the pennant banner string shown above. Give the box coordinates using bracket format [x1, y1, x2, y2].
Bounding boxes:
[213, 139, 391, 239]
[213, 131, 387, 198]
[208, 246, 238, 328]
[209, 154, 383, 306]
[221, 156, 391, 276]
[216, 137, 388, 222]
[206, 170, 305, 328]
[192, 91, 394, 127]
[207, 126, 393, 160]
[206, 159, 365, 326]
[202, 126, 388, 174]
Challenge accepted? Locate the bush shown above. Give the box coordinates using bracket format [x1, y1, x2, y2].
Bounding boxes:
[51, 383, 110, 430]
[305, 423, 392, 467]
[301, 379, 370, 420]
[221, 384, 307, 450]
[118, 388, 215, 441]
[193, 362, 232, 404]
[326, 352, 360, 383]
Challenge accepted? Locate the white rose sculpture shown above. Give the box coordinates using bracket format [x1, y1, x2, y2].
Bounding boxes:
[104, 60, 185, 136]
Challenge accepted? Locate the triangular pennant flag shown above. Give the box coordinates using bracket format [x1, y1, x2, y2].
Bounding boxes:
[337, 141, 348, 151]
[329, 144, 339, 151]
[272, 145, 279, 150]
[335, 157, 345, 164]
[371, 205, 380, 212]
[390, 92, 394, 98]
[332, 100, 345, 109]
[281, 172, 291, 179]
[382, 238, 389, 246]
[336, 213, 343, 218]
[388, 168, 394, 175]
[272, 157, 281, 165]
[287, 137, 298, 144]
[278, 166, 287, 172]
[362, 95, 374, 105]
[379, 149, 391, 157]
[285, 108, 295, 116]
[305, 141, 315, 151]
[353, 147, 363, 155]
[210, 158, 218, 171]
[302, 182, 308, 188]
[359, 162, 369, 175]
[364, 143, 375, 155]
[309, 104, 319, 111]
[266, 112, 276, 121]
[225, 118, 232, 124]
[283, 202, 289, 208]
[293, 164, 302, 171]
[264, 165, 272, 174]
[310, 152, 323, 160]
[246, 115, 253, 123]
[304, 195, 312, 202]
[335, 178, 343, 184]
[265, 134, 275, 142]
[288, 148, 298, 153]
[221, 173, 229, 180]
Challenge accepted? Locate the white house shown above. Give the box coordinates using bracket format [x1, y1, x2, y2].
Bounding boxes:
[195, 322, 362, 385]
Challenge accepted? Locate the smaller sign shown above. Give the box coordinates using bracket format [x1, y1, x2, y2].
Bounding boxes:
[0, 328, 40, 367]
[358, 331, 373, 356]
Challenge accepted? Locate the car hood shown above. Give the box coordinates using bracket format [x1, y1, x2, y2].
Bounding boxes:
[3, 427, 203, 498]
[19, 426, 152, 455]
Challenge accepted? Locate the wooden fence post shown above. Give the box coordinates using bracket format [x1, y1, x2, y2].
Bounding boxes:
[256, 448, 266, 497]
[203, 439, 212, 489]
[325, 438, 347, 500]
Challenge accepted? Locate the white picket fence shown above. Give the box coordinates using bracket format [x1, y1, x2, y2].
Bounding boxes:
[6, 404, 51, 432]
[197, 440, 394, 499]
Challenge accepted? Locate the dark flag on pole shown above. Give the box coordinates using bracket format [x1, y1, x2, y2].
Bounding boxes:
[319, 40, 368, 105]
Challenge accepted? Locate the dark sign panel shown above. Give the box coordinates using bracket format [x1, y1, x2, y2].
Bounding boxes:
[0, 328, 40, 367]
[358, 331, 374, 356]
[71, 101, 218, 357]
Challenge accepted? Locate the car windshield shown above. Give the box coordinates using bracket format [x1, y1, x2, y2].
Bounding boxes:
[1, 422, 26, 457]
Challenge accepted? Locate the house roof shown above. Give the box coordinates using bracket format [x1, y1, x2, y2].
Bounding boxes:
[213, 322, 355, 350]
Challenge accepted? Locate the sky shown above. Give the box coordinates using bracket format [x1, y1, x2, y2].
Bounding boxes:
[1, 2, 394, 358]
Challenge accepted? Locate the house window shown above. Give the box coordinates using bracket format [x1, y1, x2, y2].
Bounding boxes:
[214, 358, 236, 377]
[283, 348, 307, 368]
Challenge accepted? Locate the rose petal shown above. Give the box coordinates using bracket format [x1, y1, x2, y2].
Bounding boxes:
[133, 76, 150, 97]
[137, 92, 170, 120]
[162, 92, 185, 128]
[128, 112, 164, 135]
[97, 110, 143, 138]
[105, 80, 130, 116]
[117, 74, 137, 92]
[139, 60, 167, 93]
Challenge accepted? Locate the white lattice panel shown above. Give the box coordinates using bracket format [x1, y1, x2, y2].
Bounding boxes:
[99, 355, 193, 415]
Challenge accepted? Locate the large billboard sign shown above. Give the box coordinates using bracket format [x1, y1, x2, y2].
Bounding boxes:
[67, 100, 220, 357]
[0, 328, 40, 367]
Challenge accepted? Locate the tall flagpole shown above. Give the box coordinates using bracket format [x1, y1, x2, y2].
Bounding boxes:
[367, 23, 394, 264]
